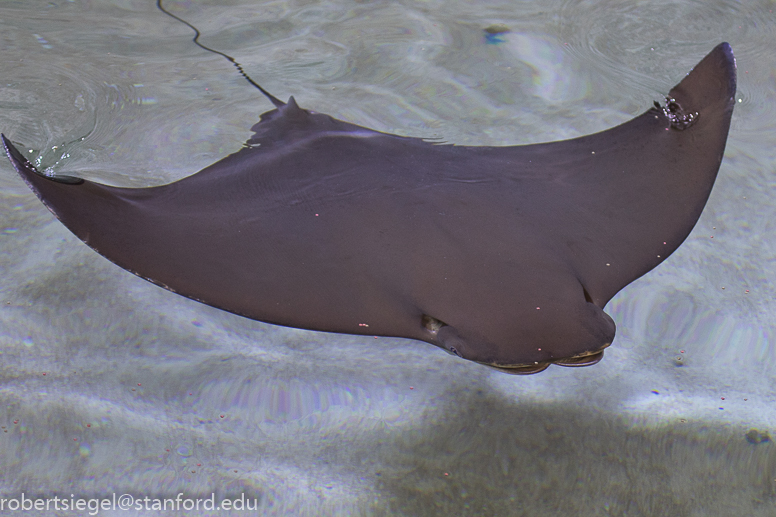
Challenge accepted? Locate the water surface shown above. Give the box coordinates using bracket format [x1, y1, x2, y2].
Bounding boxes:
[1, 0, 775, 515]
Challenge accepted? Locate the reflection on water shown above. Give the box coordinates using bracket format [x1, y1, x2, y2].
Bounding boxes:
[1, 0, 775, 514]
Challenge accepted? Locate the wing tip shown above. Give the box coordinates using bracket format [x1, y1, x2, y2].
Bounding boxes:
[710, 41, 737, 100]
[669, 42, 737, 115]
[2, 134, 84, 185]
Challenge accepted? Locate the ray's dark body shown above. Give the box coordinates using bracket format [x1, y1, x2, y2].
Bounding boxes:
[3, 43, 736, 373]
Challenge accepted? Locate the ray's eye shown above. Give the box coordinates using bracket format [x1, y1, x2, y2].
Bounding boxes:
[449, 347, 461, 357]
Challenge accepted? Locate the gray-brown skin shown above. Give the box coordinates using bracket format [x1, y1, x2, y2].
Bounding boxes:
[2, 43, 736, 374]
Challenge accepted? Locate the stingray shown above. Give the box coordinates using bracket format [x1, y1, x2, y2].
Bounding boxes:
[2, 20, 735, 374]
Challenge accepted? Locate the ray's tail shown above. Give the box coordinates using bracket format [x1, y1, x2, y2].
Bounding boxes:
[156, 0, 285, 108]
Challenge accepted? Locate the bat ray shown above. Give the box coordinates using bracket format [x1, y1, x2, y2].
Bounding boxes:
[2, 27, 735, 374]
